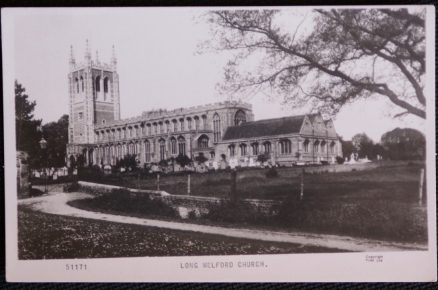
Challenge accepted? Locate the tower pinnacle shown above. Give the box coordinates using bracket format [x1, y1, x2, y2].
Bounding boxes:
[69, 45, 76, 69]
[85, 39, 91, 63]
[111, 45, 117, 69]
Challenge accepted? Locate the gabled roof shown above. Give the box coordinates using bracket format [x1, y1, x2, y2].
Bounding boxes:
[222, 115, 307, 141]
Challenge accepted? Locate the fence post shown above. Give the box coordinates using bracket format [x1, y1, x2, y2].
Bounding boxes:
[300, 167, 305, 200]
[230, 169, 237, 203]
[187, 173, 191, 195]
[418, 168, 425, 206]
[157, 173, 160, 191]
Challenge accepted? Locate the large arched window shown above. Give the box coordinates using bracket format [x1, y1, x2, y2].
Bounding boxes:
[170, 137, 177, 155]
[279, 139, 292, 155]
[303, 139, 310, 153]
[202, 115, 208, 130]
[194, 116, 200, 131]
[75, 77, 79, 93]
[95, 76, 101, 92]
[179, 118, 185, 131]
[103, 77, 109, 101]
[103, 77, 109, 93]
[159, 139, 166, 161]
[234, 110, 246, 125]
[172, 119, 178, 132]
[251, 142, 259, 155]
[213, 113, 221, 142]
[144, 140, 151, 162]
[320, 140, 326, 153]
[263, 141, 271, 154]
[198, 135, 209, 149]
[330, 141, 336, 154]
[187, 117, 192, 130]
[240, 143, 247, 156]
[178, 136, 186, 155]
[314, 140, 320, 153]
[228, 144, 236, 157]
[80, 76, 84, 92]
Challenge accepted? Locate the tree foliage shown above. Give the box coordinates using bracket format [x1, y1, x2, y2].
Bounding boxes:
[175, 154, 192, 168]
[42, 114, 69, 168]
[15, 81, 42, 167]
[351, 133, 375, 159]
[205, 8, 426, 118]
[381, 128, 425, 160]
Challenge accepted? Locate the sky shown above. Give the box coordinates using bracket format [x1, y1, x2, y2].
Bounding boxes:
[11, 7, 425, 142]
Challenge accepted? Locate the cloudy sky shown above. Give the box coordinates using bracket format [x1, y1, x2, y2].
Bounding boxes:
[10, 7, 425, 141]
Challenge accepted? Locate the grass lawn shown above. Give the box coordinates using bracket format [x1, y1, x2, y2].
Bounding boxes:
[71, 162, 428, 244]
[18, 206, 341, 260]
[107, 161, 425, 202]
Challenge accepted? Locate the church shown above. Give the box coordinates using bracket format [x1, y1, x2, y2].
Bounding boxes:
[66, 43, 343, 169]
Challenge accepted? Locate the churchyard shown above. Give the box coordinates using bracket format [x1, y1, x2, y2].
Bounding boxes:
[66, 160, 427, 244]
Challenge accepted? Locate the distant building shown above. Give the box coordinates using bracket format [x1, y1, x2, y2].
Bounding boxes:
[67, 43, 342, 168]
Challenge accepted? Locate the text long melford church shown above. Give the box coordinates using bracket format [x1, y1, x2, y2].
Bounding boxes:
[67, 42, 342, 169]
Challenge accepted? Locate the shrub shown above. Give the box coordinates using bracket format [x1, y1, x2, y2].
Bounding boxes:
[63, 182, 79, 193]
[265, 167, 278, 178]
[336, 156, 345, 164]
[205, 201, 265, 224]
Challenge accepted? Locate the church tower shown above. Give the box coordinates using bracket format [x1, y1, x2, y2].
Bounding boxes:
[68, 40, 121, 145]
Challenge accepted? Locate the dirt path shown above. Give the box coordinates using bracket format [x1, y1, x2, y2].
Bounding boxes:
[19, 192, 428, 252]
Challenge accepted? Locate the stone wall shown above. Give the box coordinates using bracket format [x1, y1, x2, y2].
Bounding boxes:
[77, 181, 281, 218]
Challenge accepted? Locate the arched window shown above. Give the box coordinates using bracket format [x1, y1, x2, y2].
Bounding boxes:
[234, 110, 246, 125]
[159, 122, 164, 134]
[178, 136, 186, 155]
[95, 76, 101, 92]
[103, 77, 109, 101]
[103, 77, 109, 93]
[320, 140, 326, 153]
[251, 142, 259, 155]
[172, 119, 178, 132]
[314, 140, 320, 153]
[145, 140, 151, 162]
[194, 116, 200, 131]
[75, 77, 79, 93]
[153, 123, 157, 135]
[303, 139, 309, 153]
[165, 120, 170, 133]
[159, 139, 166, 161]
[202, 115, 208, 130]
[187, 117, 192, 130]
[80, 76, 84, 92]
[279, 139, 292, 154]
[179, 118, 185, 131]
[170, 137, 177, 155]
[263, 141, 271, 154]
[228, 144, 236, 157]
[198, 135, 209, 149]
[240, 144, 247, 156]
[213, 113, 221, 142]
[330, 141, 336, 154]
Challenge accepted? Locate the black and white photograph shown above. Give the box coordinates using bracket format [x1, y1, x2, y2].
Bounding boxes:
[3, 6, 436, 282]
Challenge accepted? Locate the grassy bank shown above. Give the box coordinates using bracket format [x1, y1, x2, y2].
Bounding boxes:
[18, 206, 341, 260]
[84, 161, 425, 202]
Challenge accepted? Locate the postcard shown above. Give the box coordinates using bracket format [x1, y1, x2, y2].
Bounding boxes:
[3, 6, 436, 282]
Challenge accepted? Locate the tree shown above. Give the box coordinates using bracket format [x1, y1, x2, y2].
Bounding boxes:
[194, 153, 208, 164]
[257, 152, 270, 163]
[381, 128, 425, 160]
[339, 137, 354, 159]
[15, 81, 42, 167]
[175, 154, 192, 168]
[351, 133, 375, 159]
[205, 8, 426, 119]
[42, 114, 69, 168]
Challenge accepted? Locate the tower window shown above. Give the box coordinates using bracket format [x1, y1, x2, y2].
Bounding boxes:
[95, 76, 101, 92]
[80, 76, 84, 92]
[78, 112, 83, 120]
[234, 110, 246, 125]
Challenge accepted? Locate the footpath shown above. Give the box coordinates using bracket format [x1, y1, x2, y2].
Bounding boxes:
[19, 192, 428, 252]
